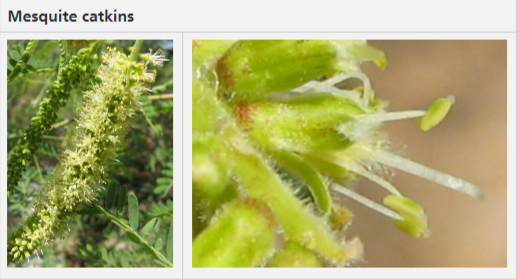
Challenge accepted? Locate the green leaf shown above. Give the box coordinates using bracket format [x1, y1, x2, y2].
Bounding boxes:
[153, 259, 169, 267]
[166, 199, 173, 210]
[77, 243, 86, 256]
[105, 181, 117, 209]
[94, 245, 101, 260]
[109, 251, 116, 267]
[86, 243, 93, 257]
[155, 238, 163, 251]
[125, 230, 141, 245]
[166, 220, 173, 263]
[157, 177, 173, 185]
[10, 204, 23, 211]
[142, 218, 158, 238]
[158, 203, 170, 213]
[101, 247, 108, 265]
[128, 193, 139, 230]
[117, 185, 127, 217]
[119, 255, 125, 268]
[153, 185, 168, 194]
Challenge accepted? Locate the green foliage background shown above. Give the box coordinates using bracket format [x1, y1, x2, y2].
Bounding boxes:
[7, 40, 173, 267]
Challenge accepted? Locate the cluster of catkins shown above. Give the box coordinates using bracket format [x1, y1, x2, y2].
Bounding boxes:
[7, 47, 164, 263]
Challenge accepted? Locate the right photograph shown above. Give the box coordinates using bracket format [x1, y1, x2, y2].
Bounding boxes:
[192, 40, 507, 267]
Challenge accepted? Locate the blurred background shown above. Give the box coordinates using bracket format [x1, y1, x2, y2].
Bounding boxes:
[342, 40, 507, 267]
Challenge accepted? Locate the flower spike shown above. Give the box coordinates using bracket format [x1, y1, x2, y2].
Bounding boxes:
[7, 46, 164, 264]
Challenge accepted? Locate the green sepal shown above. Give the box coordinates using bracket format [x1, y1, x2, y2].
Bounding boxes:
[192, 40, 237, 68]
[242, 98, 362, 151]
[269, 150, 332, 215]
[216, 40, 340, 102]
[192, 137, 230, 197]
[300, 152, 357, 181]
[192, 198, 276, 267]
[233, 150, 361, 264]
[268, 241, 322, 267]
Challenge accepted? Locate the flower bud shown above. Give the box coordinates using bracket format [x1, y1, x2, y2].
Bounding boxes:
[192, 198, 276, 267]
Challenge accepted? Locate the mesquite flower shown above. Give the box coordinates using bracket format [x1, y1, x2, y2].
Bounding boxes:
[192, 40, 483, 267]
[7, 47, 165, 264]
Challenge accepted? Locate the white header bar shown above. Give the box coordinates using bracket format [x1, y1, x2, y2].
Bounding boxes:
[1, 0, 516, 33]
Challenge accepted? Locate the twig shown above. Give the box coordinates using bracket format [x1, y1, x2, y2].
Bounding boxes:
[147, 94, 173, 101]
[33, 155, 44, 182]
[51, 118, 73, 130]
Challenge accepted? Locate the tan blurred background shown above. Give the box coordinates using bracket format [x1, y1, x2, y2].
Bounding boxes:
[342, 40, 507, 267]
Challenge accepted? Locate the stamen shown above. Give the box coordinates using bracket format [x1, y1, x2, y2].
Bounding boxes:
[331, 184, 403, 220]
[350, 144, 485, 200]
[419, 95, 455, 131]
[333, 156, 403, 196]
[354, 110, 426, 123]
[290, 73, 364, 100]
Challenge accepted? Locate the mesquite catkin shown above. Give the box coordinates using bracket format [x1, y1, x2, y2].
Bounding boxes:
[7, 47, 165, 264]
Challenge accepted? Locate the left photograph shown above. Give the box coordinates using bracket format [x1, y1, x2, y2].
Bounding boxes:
[7, 40, 173, 267]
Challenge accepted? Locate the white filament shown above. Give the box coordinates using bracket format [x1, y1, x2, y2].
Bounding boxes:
[332, 184, 403, 220]
[350, 144, 485, 200]
[354, 110, 426, 123]
[333, 156, 402, 196]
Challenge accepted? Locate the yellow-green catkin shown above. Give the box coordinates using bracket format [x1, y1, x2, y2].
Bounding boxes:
[7, 47, 163, 264]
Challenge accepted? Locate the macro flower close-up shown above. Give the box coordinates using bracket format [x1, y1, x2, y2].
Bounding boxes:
[192, 40, 506, 267]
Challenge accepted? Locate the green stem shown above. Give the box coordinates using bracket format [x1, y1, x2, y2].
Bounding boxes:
[129, 40, 144, 62]
[151, 79, 173, 94]
[32, 155, 44, 182]
[51, 119, 73, 130]
[148, 94, 173, 101]
[42, 135, 65, 140]
[8, 135, 65, 141]
[94, 203, 173, 267]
